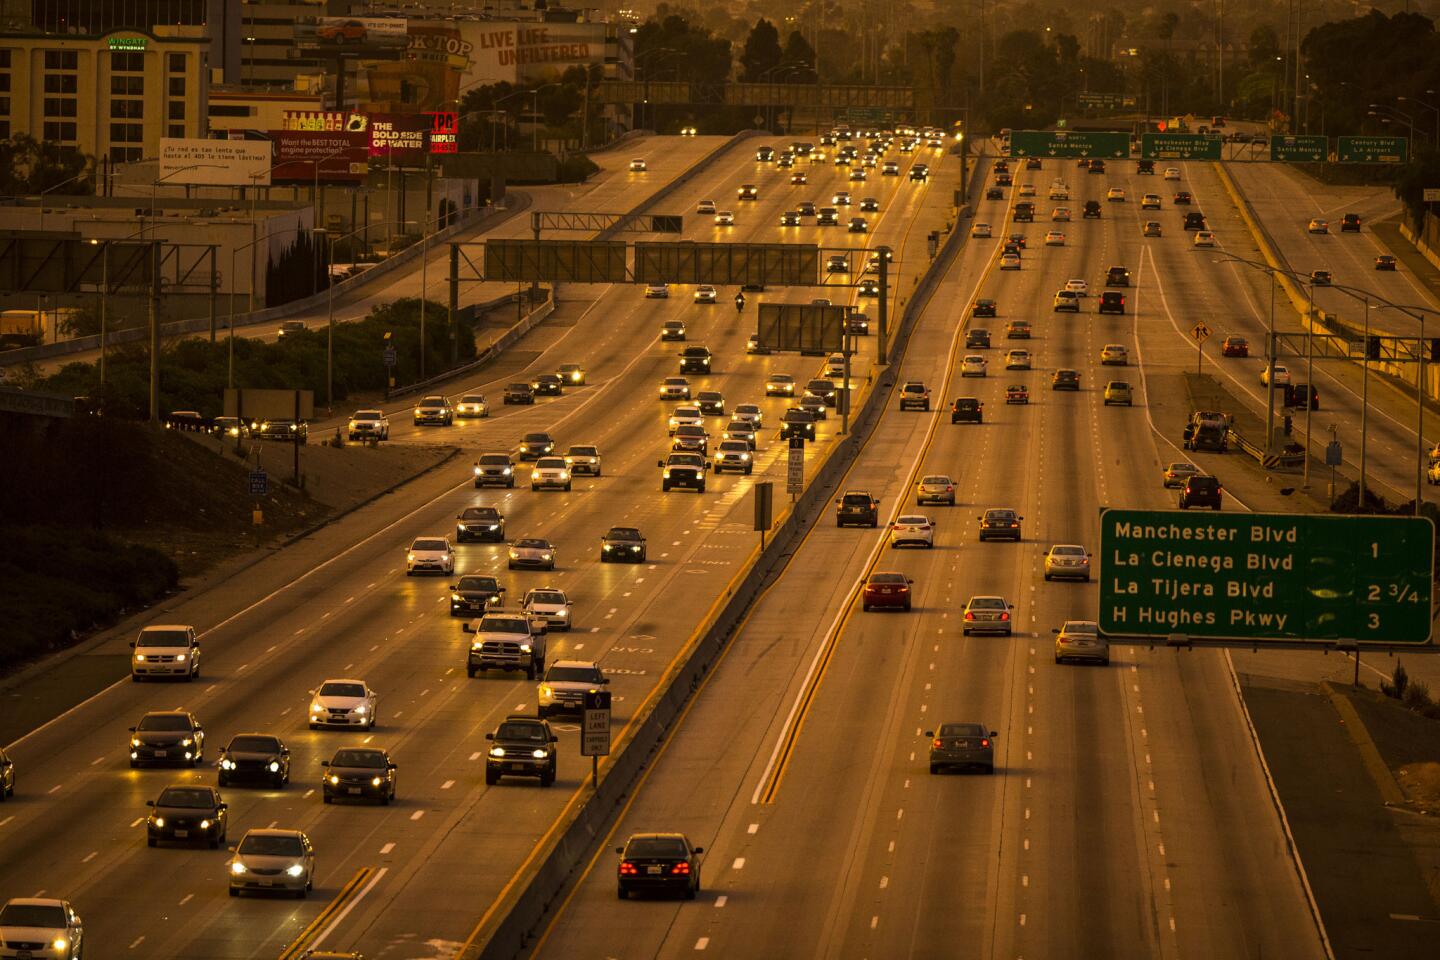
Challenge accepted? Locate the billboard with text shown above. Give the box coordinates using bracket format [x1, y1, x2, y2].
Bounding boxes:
[272, 130, 369, 183]
[160, 138, 272, 186]
[295, 17, 407, 59]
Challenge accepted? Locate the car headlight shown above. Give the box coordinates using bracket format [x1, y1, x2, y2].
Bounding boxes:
[663, 470, 672, 478]
[135, 653, 145, 661]
[408, 553, 416, 562]
[231, 861, 247, 874]
[473, 466, 482, 475]
[540, 685, 553, 698]
[286, 864, 305, 877]
[556, 609, 567, 617]
[741, 453, 750, 460]
[520, 644, 532, 653]
[53, 938, 69, 951]
[354, 705, 366, 715]
[269, 760, 280, 772]
[176, 653, 187, 662]
[490, 746, 507, 757]
[571, 372, 581, 382]
[502, 467, 512, 475]
[221, 758, 235, 770]
[200, 819, 211, 830]
[559, 471, 569, 480]
[452, 593, 461, 601]
[131, 738, 141, 747]
[153, 816, 165, 827]
[541, 553, 552, 560]
[631, 545, 642, 552]
[532, 749, 548, 759]
[310, 703, 323, 713]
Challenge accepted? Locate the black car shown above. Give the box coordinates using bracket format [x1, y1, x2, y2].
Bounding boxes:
[985, 187, 1004, 200]
[1088, 159, 1107, 174]
[473, 453, 516, 488]
[531, 373, 564, 396]
[1341, 212, 1361, 232]
[0, 746, 13, 800]
[1178, 475, 1223, 510]
[129, 711, 205, 768]
[951, 397, 983, 423]
[679, 347, 712, 374]
[972, 300, 997, 320]
[1286, 383, 1321, 410]
[847, 313, 871, 335]
[450, 574, 505, 616]
[601, 526, 647, 563]
[504, 382, 535, 405]
[1013, 202, 1034, 222]
[1083, 200, 1101, 219]
[805, 378, 838, 407]
[485, 715, 558, 786]
[1136, 159, 1155, 175]
[1184, 422, 1228, 452]
[1183, 211, 1207, 231]
[910, 164, 929, 181]
[1173, 191, 1194, 205]
[779, 408, 817, 441]
[977, 508, 1023, 541]
[1105, 266, 1131, 287]
[322, 747, 396, 805]
[456, 506, 506, 543]
[836, 491, 880, 528]
[518, 432, 555, 460]
[147, 785, 227, 848]
[617, 833, 704, 900]
[1052, 369, 1081, 391]
[1025, 158, 1042, 170]
[1098, 291, 1126, 315]
[218, 733, 290, 788]
[966, 326, 992, 347]
[696, 391, 726, 416]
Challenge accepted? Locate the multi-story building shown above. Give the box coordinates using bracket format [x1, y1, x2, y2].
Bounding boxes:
[0, 26, 209, 161]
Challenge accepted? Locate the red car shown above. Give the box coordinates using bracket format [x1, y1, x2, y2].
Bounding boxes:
[862, 572, 913, 611]
[1006, 384, 1029, 404]
[318, 19, 368, 43]
[1221, 336, 1249, 358]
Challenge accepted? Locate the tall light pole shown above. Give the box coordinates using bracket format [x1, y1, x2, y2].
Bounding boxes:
[531, 82, 563, 152]
[1397, 93, 1440, 148]
[1361, 296, 1370, 509]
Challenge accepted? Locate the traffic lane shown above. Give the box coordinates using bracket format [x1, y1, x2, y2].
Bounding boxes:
[532, 160, 994, 957]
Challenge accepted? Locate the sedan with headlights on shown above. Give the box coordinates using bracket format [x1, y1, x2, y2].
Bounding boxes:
[508, 538, 557, 570]
[129, 711, 205, 768]
[228, 828, 314, 898]
[146, 785, 227, 848]
[308, 679, 377, 730]
[322, 747, 396, 805]
[217, 733, 291, 788]
[530, 457, 572, 492]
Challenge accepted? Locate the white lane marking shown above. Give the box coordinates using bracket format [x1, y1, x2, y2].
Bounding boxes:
[880, 876, 889, 889]
[410, 810, 425, 821]
[303, 789, 314, 798]
[870, 916, 879, 930]
[129, 937, 145, 949]
[46, 784, 60, 794]
[469, 751, 482, 761]
[441, 780, 455, 790]
[747, 823, 758, 834]
[515, 703, 528, 712]
[81, 851, 97, 863]
[715, 895, 728, 908]
[306, 866, 390, 951]
[695, 938, 710, 951]
[380, 842, 395, 855]
[128, 817, 143, 828]
[178, 893, 193, 906]
[732, 858, 745, 870]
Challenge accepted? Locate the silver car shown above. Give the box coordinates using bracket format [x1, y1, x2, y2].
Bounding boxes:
[508, 538, 557, 571]
[1162, 462, 1201, 488]
[228, 828, 315, 898]
[524, 588, 573, 630]
[1043, 544, 1091, 581]
[1054, 620, 1109, 665]
[0, 898, 83, 959]
[916, 475, 956, 505]
[926, 722, 997, 774]
[962, 596, 1013, 635]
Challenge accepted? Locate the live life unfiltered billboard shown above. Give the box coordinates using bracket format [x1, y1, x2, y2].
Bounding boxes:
[360, 20, 608, 111]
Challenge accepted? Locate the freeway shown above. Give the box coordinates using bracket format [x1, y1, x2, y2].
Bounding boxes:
[534, 153, 1327, 960]
[0, 133, 953, 957]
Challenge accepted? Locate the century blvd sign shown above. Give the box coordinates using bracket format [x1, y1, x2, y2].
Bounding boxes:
[1099, 510, 1434, 644]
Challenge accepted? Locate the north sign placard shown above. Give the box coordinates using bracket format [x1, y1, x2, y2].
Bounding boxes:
[1270, 135, 1328, 163]
[1009, 130, 1129, 159]
[1140, 133, 1222, 160]
[1099, 510, 1434, 644]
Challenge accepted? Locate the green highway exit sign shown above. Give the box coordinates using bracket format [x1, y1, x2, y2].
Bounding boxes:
[1009, 130, 1129, 159]
[1270, 135, 1328, 162]
[1336, 136, 1408, 163]
[1099, 510, 1434, 644]
[1140, 133, 1222, 160]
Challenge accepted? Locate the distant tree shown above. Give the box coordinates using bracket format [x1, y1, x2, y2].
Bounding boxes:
[782, 30, 818, 83]
[741, 18, 785, 81]
[0, 134, 92, 196]
[1394, 149, 1440, 228]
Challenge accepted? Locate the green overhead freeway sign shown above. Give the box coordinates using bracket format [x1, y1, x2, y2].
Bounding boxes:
[1336, 136, 1408, 163]
[1009, 130, 1129, 159]
[1270, 135, 1328, 162]
[1099, 510, 1434, 644]
[1140, 133, 1222, 160]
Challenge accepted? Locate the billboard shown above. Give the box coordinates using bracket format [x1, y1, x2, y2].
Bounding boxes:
[159, 138, 272, 186]
[283, 111, 370, 134]
[295, 17, 408, 59]
[368, 114, 430, 161]
[272, 130, 369, 183]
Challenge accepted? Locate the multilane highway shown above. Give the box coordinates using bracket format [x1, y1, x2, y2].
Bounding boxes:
[0, 132, 953, 957]
[535, 151, 1329, 960]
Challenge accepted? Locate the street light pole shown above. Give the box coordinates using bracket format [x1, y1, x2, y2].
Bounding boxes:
[1361, 296, 1370, 508]
[1266, 270, 1277, 451]
[1419, 311, 1426, 514]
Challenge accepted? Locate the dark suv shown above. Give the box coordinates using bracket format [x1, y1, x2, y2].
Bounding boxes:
[504, 382, 535, 405]
[1098, 291, 1126, 315]
[1184, 211, 1207, 231]
[835, 491, 880, 528]
[1341, 212, 1361, 232]
[485, 715, 558, 786]
[1178, 475, 1223, 510]
[951, 397, 983, 424]
[966, 327, 992, 347]
[1105, 266, 1131, 287]
[679, 347, 712, 374]
[1083, 200, 1102, 219]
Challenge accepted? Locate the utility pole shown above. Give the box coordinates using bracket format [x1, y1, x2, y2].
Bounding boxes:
[148, 240, 161, 422]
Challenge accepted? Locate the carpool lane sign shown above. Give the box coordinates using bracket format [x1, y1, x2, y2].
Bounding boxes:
[1099, 509, 1433, 644]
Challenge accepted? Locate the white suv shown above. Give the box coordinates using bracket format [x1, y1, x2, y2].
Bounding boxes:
[531, 457, 572, 491]
[131, 625, 201, 681]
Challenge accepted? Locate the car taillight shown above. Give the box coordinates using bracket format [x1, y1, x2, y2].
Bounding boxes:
[964, 611, 975, 620]
[619, 861, 639, 876]
[671, 862, 691, 875]
[981, 738, 991, 748]
[946, 485, 953, 491]
[1000, 611, 1010, 620]
[898, 585, 909, 592]
[933, 739, 943, 748]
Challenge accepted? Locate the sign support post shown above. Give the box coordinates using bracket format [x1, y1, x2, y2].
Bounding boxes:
[581, 690, 611, 789]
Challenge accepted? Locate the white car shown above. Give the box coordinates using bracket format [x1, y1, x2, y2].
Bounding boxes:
[530, 457, 572, 491]
[713, 439, 754, 474]
[455, 394, 489, 418]
[1000, 252, 1021, 270]
[0, 899, 83, 960]
[1193, 231, 1216, 247]
[659, 377, 691, 400]
[1261, 363, 1291, 386]
[1164, 167, 1181, 180]
[1044, 231, 1066, 246]
[1106, 187, 1126, 202]
[825, 354, 847, 378]
[1141, 194, 1162, 210]
[563, 445, 601, 477]
[1100, 343, 1129, 365]
[1163, 462, 1202, 488]
[668, 405, 704, 434]
[1051, 208, 1070, 222]
[1044, 544, 1092, 581]
[732, 403, 763, 427]
[629, 158, 647, 171]
[1048, 186, 1069, 201]
[697, 199, 716, 214]
[509, 538, 558, 570]
[1307, 218, 1328, 234]
[1018, 184, 1036, 197]
[971, 223, 992, 238]
[347, 409, 389, 441]
[890, 515, 935, 548]
[1065, 279, 1089, 296]
[309, 678, 377, 729]
[523, 588, 573, 630]
[961, 355, 988, 377]
[131, 624, 200, 681]
[694, 284, 718, 303]
[713, 211, 735, 226]
[406, 537, 454, 575]
[1004, 349, 1032, 370]
[645, 283, 670, 299]
[228, 829, 315, 897]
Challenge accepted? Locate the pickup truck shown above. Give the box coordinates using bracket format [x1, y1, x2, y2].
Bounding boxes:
[463, 611, 548, 679]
